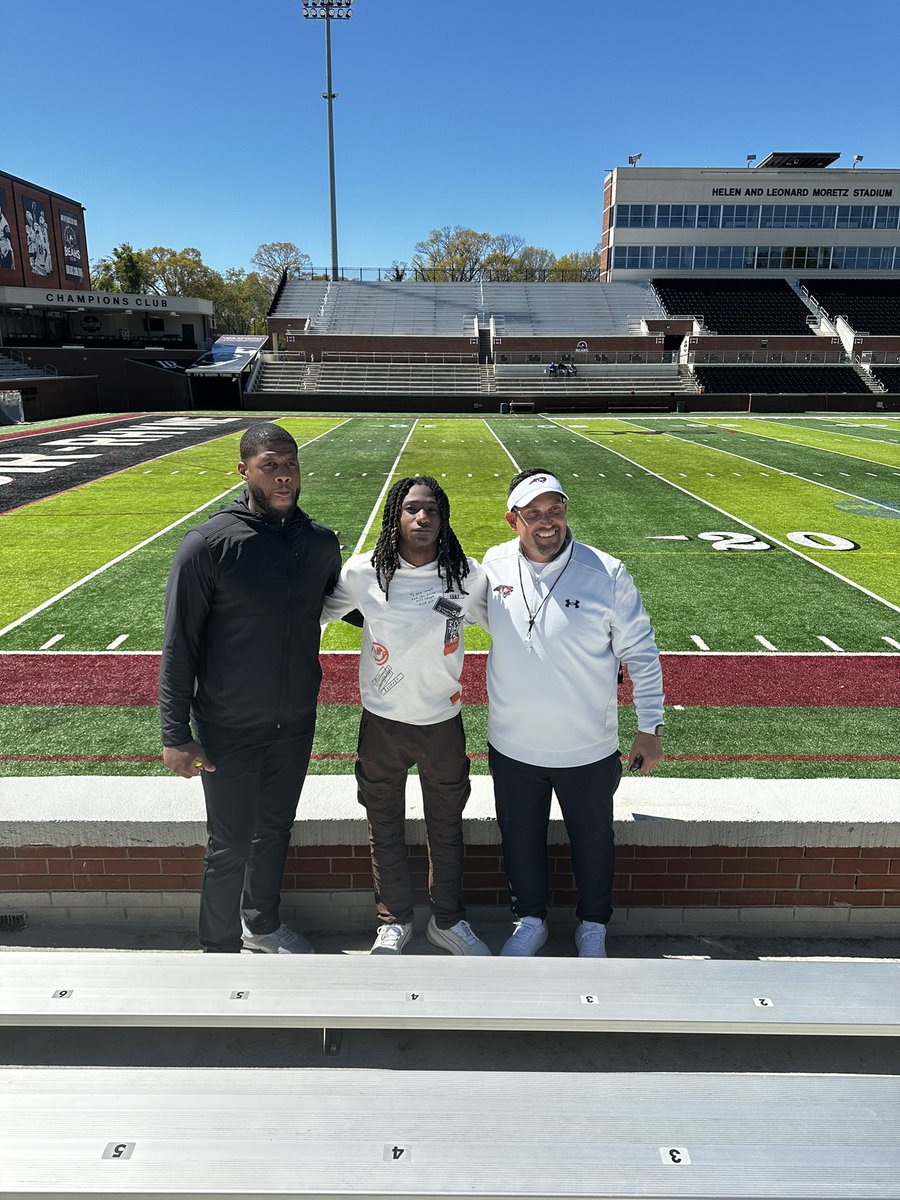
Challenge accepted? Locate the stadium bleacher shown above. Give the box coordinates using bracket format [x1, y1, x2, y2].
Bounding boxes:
[249, 277, 900, 409]
[271, 280, 665, 337]
[653, 278, 816, 335]
[692, 364, 871, 394]
[493, 364, 687, 396]
[800, 278, 900, 335]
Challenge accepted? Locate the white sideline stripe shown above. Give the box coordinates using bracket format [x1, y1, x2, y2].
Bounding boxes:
[818, 636, 846, 652]
[0, 648, 896, 658]
[0, 422, 348, 641]
[754, 636, 779, 651]
[352, 419, 419, 554]
[658, 430, 900, 517]
[38, 634, 63, 650]
[883, 637, 900, 649]
[481, 418, 521, 471]
[690, 635, 710, 650]
[106, 635, 129, 650]
[547, 419, 900, 616]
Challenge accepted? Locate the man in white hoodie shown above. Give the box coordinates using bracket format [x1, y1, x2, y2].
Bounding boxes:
[322, 476, 490, 957]
[474, 468, 664, 958]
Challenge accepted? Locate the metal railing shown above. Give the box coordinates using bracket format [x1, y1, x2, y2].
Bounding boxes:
[287, 267, 605, 283]
[688, 349, 851, 366]
[320, 351, 478, 365]
[494, 350, 680, 366]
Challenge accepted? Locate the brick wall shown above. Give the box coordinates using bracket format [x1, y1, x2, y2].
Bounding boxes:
[3, 843, 899, 910]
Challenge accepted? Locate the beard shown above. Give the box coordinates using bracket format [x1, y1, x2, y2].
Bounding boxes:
[247, 481, 297, 518]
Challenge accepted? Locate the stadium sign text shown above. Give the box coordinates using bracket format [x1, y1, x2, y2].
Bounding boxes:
[711, 187, 894, 198]
[44, 291, 169, 307]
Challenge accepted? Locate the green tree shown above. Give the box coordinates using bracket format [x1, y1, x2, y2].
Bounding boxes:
[551, 244, 603, 281]
[514, 245, 557, 280]
[216, 268, 271, 334]
[90, 242, 154, 292]
[143, 246, 224, 299]
[251, 241, 312, 293]
[412, 226, 496, 280]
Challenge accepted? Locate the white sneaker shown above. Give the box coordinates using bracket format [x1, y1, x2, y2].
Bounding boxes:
[370, 922, 412, 955]
[500, 916, 548, 957]
[426, 916, 492, 956]
[241, 922, 314, 954]
[575, 921, 607, 958]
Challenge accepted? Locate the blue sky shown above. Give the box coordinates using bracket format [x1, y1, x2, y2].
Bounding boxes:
[5, 0, 899, 277]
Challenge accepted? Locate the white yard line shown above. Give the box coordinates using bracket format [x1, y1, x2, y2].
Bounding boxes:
[817, 636, 846, 652]
[655, 429, 900, 516]
[546, 417, 900, 615]
[481, 418, 522, 471]
[352, 420, 419, 554]
[0, 421, 348, 640]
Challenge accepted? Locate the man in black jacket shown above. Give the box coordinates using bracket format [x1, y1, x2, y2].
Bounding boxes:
[160, 422, 341, 953]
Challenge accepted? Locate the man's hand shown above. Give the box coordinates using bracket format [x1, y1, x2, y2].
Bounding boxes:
[162, 740, 216, 779]
[623, 732, 663, 775]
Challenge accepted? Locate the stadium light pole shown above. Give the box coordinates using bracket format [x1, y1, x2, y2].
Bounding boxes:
[302, 2, 355, 282]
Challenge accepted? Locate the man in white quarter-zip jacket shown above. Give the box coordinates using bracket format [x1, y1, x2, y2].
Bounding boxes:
[322, 476, 491, 957]
[471, 468, 664, 959]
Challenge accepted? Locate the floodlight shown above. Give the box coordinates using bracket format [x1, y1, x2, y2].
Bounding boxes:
[627, 153, 642, 167]
[301, 1, 359, 280]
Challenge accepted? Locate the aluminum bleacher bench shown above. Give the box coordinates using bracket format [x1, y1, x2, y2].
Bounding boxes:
[1, 953, 898, 1048]
[1, 1066, 898, 1199]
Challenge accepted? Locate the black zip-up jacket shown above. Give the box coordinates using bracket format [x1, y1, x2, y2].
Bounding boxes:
[159, 494, 341, 747]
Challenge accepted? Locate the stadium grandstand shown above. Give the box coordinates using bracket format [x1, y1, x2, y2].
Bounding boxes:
[2, 153, 900, 419]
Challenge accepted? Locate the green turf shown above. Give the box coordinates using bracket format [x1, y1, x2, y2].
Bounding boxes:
[0, 417, 346, 635]
[546, 417, 900, 612]
[1, 411, 897, 785]
[483, 418, 899, 651]
[0, 418, 412, 652]
[1, 703, 895, 780]
[624, 419, 900, 509]
[6, 412, 898, 653]
[772, 417, 900, 447]
[714, 417, 900, 469]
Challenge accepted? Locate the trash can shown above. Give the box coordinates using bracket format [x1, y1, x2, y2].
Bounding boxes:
[675, 400, 687, 414]
[500, 401, 510, 414]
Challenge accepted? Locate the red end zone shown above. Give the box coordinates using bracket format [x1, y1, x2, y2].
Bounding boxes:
[0, 652, 896, 707]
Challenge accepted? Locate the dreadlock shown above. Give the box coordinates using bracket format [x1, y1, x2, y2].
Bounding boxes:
[371, 476, 470, 599]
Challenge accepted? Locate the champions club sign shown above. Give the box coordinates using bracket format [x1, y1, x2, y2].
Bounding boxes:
[43, 289, 172, 309]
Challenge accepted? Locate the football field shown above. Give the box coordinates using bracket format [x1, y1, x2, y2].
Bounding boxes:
[0, 412, 897, 780]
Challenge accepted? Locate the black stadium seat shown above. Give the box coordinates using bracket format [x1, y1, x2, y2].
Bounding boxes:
[693, 365, 870, 394]
[799, 278, 900, 335]
[653, 278, 814, 335]
[869, 365, 900, 392]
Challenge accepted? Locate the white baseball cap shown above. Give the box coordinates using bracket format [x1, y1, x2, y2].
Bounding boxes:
[507, 473, 568, 512]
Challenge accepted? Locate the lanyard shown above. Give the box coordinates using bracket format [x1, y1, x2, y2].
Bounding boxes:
[516, 543, 573, 647]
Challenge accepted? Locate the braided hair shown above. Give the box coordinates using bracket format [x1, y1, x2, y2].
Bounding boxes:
[371, 475, 470, 599]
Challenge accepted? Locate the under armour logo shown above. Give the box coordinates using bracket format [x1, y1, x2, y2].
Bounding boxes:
[494, 584, 514, 598]
[565, 599, 580, 608]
